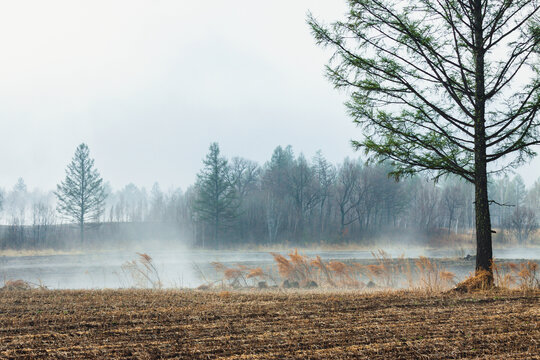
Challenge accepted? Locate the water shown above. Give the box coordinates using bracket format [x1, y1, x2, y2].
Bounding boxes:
[1, 247, 539, 289]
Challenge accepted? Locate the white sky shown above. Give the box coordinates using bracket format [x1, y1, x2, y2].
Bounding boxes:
[0, 1, 538, 192]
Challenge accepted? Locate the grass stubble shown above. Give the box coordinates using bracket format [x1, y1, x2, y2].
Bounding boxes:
[0, 288, 538, 359]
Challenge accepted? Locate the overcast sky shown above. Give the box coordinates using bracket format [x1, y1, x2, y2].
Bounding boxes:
[1, 1, 539, 192]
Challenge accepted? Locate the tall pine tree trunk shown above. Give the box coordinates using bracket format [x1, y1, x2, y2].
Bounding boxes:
[474, 157, 493, 275]
[473, 0, 493, 279]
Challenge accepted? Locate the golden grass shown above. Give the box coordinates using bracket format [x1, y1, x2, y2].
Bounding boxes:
[247, 267, 265, 279]
[2, 280, 32, 290]
[120, 253, 162, 289]
[491, 260, 540, 290]
[454, 270, 493, 293]
[414, 256, 456, 292]
[1, 279, 47, 291]
[270, 252, 294, 279]
[206, 249, 538, 293]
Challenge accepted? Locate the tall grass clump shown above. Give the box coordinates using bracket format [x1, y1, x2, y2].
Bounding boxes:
[514, 261, 539, 290]
[327, 261, 361, 287]
[266, 249, 459, 291]
[453, 260, 539, 293]
[202, 249, 538, 293]
[121, 253, 162, 289]
[414, 256, 456, 292]
[211, 262, 276, 288]
[491, 261, 516, 289]
[492, 260, 539, 290]
[367, 250, 403, 288]
[211, 262, 248, 288]
[310, 255, 336, 287]
[271, 249, 316, 286]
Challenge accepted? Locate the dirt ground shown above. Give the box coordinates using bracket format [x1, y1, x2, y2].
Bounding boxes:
[0, 289, 538, 359]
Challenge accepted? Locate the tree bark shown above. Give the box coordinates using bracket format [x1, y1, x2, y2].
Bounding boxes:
[474, 159, 493, 275]
[473, 0, 493, 279]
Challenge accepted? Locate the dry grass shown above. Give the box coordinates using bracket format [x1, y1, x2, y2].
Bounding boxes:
[453, 270, 494, 293]
[1, 280, 32, 290]
[491, 260, 540, 290]
[120, 253, 162, 289]
[266, 249, 461, 291]
[270, 249, 314, 285]
[205, 250, 538, 293]
[1, 279, 47, 291]
[415, 256, 456, 292]
[0, 289, 538, 359]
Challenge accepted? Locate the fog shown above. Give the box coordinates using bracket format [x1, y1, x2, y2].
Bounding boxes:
[0, 0, 358, 192]
[1, 1, 539, 192]
[1, 247, 539, 290]
[1, 2, 539, 290]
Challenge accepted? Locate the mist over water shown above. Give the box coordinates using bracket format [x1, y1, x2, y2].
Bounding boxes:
[2, 246, 539, 289]
[0, 1, 538, 295]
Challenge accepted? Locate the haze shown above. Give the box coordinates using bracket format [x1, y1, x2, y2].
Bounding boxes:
[0, 1, 352, 191]
[1, 0, 539, 192]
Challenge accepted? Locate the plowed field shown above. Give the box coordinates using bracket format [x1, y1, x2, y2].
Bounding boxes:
[0, 289, 538, 359]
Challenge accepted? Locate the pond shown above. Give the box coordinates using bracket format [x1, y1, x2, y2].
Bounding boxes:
[1, 247, 539, 289]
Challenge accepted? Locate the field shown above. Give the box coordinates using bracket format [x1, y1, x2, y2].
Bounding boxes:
[0, 289, 539, 359]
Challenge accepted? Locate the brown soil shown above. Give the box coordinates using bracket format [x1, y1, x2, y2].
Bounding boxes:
[0, 289, 538, 359]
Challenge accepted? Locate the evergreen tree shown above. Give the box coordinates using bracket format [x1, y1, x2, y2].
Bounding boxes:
[55, 143, 107, 244]
[262, 146, 295, 243]
[309, 0, 540, 278]
[14, 177, 27, 193]
[193, 143, 238, 247]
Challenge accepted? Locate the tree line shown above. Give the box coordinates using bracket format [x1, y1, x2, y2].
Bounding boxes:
[0, 142, 538, 250]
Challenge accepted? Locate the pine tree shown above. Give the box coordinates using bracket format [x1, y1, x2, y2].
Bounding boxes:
[309, 0, 540, 279]
[193, 143, 238, 247]
[55, 143, 107, 244]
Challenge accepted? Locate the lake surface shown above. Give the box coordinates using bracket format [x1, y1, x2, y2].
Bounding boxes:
[1, 247, 539, 289]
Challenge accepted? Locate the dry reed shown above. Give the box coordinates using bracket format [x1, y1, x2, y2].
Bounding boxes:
[121, 253, 162, 289]
[206, 250, 538, 293]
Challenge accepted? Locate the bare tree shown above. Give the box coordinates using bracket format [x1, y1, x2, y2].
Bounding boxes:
[442, 179, 467, 233]
[230, 157, 260, 200]
[289, 154, 320, 237]
[32, 195, 56, 248]
[336, 158, 364, 235]
[507, 206, 537, 243]
[410, 179, 441, 231]
[313, 151, 336, 235]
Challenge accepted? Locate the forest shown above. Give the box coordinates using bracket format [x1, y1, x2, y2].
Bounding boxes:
[0, 143, 538, 250]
